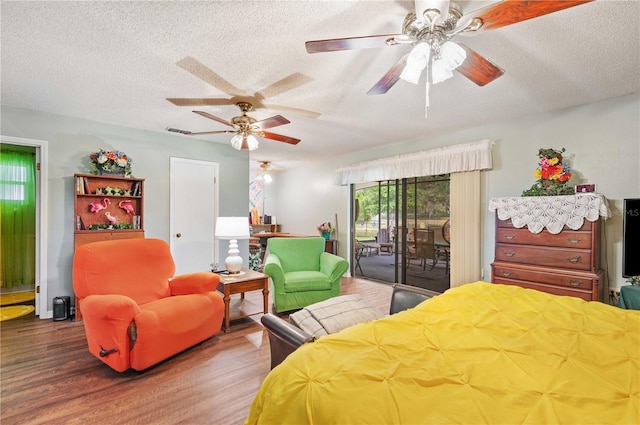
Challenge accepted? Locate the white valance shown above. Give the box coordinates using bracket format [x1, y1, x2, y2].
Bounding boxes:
[336, 139, 493, 185]
[488, 193, 610, 234]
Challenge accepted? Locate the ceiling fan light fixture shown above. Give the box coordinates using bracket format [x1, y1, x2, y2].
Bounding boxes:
[245, 135, 259, 151]
[431, 41, 466, 84]
[230, 133, 259, 151]
[399, 42, 431, 84]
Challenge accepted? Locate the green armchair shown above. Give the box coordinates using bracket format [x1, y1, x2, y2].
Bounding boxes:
[264, 237, 349, 313]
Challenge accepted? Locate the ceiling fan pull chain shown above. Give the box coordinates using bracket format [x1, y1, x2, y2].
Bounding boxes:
[425, 61, 431, 118]
[425, 82, 431, 118]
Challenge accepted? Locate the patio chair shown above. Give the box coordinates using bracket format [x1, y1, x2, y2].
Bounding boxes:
[415, 229, 449, 273]
[376, 228, 394, 254]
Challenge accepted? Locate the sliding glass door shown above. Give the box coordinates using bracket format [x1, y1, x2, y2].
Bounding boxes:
[353, 175, 450, 293]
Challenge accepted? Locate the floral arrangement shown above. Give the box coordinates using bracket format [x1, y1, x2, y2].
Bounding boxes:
[89, 149, 132, 176]
[318, 222, 334, 234]
[522, 148, 574, 196]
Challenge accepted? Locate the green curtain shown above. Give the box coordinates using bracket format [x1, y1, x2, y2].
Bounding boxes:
[1, 147, 36, 288]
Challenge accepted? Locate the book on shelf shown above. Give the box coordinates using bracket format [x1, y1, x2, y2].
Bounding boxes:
[76, 177, 84, 194]
[83, 177, 90, 195]
[131, 181, 141, 197]
[76, 215, 87, 230]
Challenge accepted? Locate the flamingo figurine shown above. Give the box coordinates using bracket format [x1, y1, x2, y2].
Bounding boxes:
[89, 198, 110, 213]
[105, 212, 118, 226]
[118, 200, 135, 215]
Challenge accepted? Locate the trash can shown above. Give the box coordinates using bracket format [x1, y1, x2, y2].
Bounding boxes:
[53, 296, 71, 321]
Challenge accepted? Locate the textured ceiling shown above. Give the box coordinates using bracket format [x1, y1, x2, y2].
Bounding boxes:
[2, 1, 639, 170]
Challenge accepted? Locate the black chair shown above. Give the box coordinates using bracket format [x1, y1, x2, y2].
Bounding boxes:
[261, 283, 441, 369]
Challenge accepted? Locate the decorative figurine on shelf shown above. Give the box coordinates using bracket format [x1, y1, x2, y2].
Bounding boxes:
[119, 200, 135, 215]
[105, 212, 118, 226]
[89, 148, 132, 177]
[89, 198, 111, 213]
[522, 148, 574, 196]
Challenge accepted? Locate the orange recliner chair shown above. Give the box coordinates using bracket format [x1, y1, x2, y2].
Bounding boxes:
[73, 238, 224, 372]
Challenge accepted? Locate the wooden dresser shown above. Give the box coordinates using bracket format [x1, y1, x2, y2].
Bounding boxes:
[489, 194, 608, 302]
[491, 217, 602, 301]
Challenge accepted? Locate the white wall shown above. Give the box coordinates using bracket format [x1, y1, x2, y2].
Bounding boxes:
[1, 106, 250, 312]
[273, 93, 640, 290]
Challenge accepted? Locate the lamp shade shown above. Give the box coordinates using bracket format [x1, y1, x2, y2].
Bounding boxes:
[215, 216, 250, 240]
[399, 42, 430, 84]
[215, 217, 250, 274]
[431, 41, 466, 84]
[230, 134, 259, 151]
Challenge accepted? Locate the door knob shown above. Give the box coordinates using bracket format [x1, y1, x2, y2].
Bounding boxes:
[176, 233, 182, 238]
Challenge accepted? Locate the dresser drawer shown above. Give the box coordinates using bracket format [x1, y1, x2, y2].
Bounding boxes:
[495, 243, 593, 271]
[492, 262, 595, 290]
[493, 279, 594, 301]
[496, 228, 593, 249]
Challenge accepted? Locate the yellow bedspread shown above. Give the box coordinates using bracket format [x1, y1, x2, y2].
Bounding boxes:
[246, 282, 639, 425]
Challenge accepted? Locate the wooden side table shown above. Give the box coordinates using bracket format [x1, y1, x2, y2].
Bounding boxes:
[215, 269, 269, 332]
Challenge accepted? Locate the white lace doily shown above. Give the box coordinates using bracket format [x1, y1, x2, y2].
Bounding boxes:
[488, 194, 609, 234]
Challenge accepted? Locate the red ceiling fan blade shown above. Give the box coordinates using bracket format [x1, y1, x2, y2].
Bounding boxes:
[306, 34, 401, 53]
[253, 115, 290, 131]
[367, 53, 410, 95]
[192, 110, 234, 127]
[459, 0, 594, 35]
[455, 43, 505, 86]
[260, 132, 301, 145]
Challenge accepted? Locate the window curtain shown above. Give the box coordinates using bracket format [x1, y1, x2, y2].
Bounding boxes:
[336, 139, 493, 185]
[338, 139, 492, 287]
[450, 170, 481, 287]
[1, 149, 36, 288]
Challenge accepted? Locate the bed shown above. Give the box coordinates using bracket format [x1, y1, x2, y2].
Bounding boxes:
[245, 281, 639, 424]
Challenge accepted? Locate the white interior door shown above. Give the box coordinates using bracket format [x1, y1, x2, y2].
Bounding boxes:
[170, 158, 219, 275]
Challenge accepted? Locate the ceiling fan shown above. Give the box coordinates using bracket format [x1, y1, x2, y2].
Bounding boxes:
[305, 0, 593, 110]
[167, 56, 321, 118]
[255, 161, 279, 183]
[166, 102, 300, 151]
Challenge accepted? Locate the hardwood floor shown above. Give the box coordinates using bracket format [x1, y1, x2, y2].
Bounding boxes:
[0, 277, 392, 425]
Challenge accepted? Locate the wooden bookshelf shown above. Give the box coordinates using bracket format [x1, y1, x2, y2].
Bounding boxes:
[74, 173, 145, 249]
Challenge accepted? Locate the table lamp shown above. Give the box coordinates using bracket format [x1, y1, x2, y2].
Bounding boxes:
[215, 216, 251, 274]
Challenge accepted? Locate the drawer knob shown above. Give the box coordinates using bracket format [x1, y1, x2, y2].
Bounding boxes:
[504, 252, 516, 257]
[566, 238, 582, 244]
[504, 234, 515, 240]
[566, 256, 581, 264]
[500, 271, 513, 277]
[569, 280, 583, 287]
